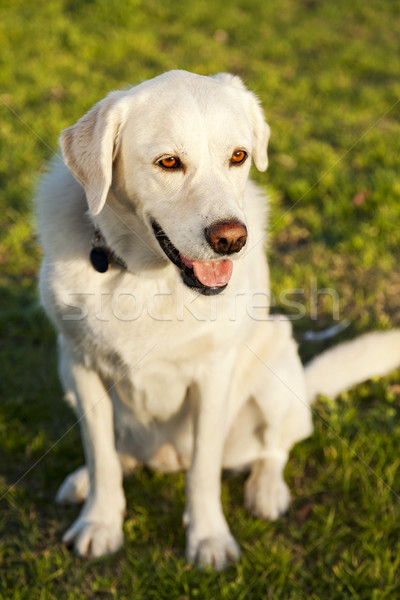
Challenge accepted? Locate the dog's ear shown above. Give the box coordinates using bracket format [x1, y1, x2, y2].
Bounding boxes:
[60, 91, 129, 215]
[213, 73, 270, 172]
[212, 72, 248, 92]
[245, 94, 270, 172]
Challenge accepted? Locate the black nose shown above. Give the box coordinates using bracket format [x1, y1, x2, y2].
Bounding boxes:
[205, 220, 248, 255]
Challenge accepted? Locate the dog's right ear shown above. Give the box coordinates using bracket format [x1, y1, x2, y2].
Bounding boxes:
[60, 91, 129, 215]
[213, 73, 270, 172]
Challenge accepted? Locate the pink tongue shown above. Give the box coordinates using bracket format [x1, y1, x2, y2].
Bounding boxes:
[181, 255, 233, 287]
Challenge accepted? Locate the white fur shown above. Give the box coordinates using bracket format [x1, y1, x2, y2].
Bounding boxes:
[36, 70, 399, 568]
[305, 330, 400, 401]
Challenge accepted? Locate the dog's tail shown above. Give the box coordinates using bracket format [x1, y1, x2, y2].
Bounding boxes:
[305, 330, 400, 403]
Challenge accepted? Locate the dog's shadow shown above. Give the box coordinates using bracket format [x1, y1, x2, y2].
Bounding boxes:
[0, 282, 72, 486]
[0, 283, 82, 550]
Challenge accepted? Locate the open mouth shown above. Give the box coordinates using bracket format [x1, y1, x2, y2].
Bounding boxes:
[151, 221, 233, 295]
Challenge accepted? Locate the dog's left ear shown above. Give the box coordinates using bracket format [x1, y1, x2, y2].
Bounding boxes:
[60, 90, 130, 215]
[212, 73, 270, 172]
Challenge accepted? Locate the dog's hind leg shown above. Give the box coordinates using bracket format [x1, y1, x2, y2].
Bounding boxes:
[245, 450, 292, 520]
[56, 465, 90, 505]
[242, 317, 313, 520]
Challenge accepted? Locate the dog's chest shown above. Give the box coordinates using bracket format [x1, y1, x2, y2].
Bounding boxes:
[67, 271, 240, 362]
[55, 265, 246, 417]
[103, 334, 212, 459]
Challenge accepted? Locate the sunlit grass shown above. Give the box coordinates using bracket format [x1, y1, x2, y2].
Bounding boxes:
[1, 0, 400, 598]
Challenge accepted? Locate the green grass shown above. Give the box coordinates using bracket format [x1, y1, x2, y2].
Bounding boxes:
[1, 0, 400, 597]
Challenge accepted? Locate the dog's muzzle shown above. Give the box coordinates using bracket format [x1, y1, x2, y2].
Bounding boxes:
[151, 221, 240, 295]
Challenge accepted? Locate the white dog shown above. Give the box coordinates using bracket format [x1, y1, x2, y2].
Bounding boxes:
[36, 70, 400, 569]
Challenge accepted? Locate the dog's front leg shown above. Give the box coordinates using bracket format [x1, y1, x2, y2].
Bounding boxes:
[185, 354, 240, 570]
[60, 347, 125, 558]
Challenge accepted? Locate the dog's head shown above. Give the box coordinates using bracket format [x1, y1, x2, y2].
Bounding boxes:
[60, 70, 270, 294]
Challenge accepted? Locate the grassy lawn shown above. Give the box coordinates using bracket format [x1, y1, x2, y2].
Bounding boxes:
[1, 0, 400, 598]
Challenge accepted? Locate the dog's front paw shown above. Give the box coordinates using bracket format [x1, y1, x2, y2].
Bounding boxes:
[62, 515, 124, 558]
[186, 532, 240, 570]
[245, 473, 290, 521]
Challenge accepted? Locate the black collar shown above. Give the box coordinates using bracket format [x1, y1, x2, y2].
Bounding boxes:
[90, 229, 127, 273]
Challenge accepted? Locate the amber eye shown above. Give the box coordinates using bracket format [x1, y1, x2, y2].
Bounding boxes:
[231, 150, 248, 165]
[158, 156, 181, 169]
